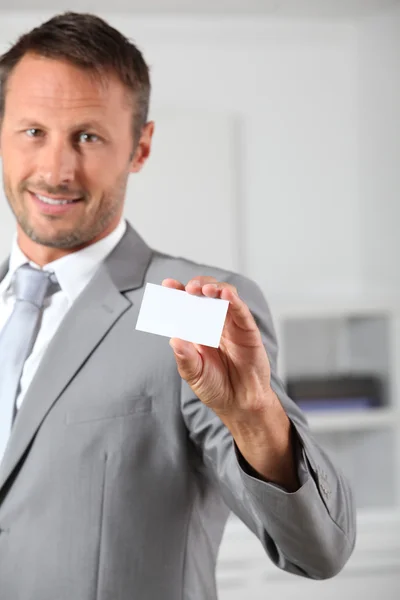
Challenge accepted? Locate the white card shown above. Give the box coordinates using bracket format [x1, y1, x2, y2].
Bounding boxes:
[135, 283, 229, 348]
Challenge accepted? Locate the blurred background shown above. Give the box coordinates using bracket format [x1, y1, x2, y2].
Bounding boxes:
[0, 0, 399, 598]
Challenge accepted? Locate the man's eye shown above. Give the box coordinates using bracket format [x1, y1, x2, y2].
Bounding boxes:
[25, 128, 42, 137]
[79, 132, 99, 144]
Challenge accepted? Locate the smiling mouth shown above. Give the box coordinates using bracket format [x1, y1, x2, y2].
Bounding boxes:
[31, 192, 83, 205]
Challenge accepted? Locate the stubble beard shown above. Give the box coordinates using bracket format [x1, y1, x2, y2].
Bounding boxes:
[3, 177, 127, 250]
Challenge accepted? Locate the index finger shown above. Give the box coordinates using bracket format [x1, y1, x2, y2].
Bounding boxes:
[162, 278, 185, 291]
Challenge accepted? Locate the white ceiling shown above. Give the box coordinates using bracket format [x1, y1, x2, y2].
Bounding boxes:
[1, 0, 399, 18]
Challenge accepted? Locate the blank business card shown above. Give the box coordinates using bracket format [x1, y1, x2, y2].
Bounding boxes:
[135, 283, 229, 348]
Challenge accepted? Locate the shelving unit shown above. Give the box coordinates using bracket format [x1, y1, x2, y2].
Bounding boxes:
[306, 406, 399, 433]
[270, 298, 400, 519]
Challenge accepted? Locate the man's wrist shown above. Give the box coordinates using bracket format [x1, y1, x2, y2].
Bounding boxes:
[220, 391, 301, 492]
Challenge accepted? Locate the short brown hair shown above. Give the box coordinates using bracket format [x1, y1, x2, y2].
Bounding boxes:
[0, 11, 151, 143]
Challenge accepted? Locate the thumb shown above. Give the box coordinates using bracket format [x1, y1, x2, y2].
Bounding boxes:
[169, 338, 203, 385]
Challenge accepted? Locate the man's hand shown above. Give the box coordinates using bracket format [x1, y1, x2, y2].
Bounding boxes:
[162, 276, 300, 491]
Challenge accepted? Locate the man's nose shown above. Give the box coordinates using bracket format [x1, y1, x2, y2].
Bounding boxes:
[36, 139, 78, 187]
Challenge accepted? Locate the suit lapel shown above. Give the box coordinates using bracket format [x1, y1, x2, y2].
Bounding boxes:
[0, 222, 153, 495]
[0, 258, 9, 283]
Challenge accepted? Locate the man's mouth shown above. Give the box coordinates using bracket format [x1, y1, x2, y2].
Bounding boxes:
[32, 192, 83, 206]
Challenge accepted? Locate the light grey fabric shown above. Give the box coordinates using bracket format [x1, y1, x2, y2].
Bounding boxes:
[0, 265, 56, 460]
[0, 223, 356, 600]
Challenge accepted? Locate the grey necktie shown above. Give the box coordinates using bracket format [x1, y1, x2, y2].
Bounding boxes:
[0, 264, 58, 461]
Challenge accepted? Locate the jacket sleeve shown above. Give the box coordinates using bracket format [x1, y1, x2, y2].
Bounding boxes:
[180, 272, 356, 580]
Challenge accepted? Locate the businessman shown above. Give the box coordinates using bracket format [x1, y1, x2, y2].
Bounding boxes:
[0, 12, 356, 600]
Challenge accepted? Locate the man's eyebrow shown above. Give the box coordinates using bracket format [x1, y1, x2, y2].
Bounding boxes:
[70, 121, 111, 136]
[16, 119, 45, 129]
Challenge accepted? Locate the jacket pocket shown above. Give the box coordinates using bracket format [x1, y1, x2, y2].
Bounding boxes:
[64, 395, 153, 424]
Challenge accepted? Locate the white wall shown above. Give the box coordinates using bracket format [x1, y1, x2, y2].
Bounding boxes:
[358, 5, 400, 295]
[135, 18, 360, 301]
[0, 12, 360, 303]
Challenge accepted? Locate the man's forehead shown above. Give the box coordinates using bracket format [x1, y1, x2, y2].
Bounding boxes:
[5, 55, 132, 116]
[6, 54, 125, 99]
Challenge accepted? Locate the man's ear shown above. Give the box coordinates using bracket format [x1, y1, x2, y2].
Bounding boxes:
[130, 121, 155, 173]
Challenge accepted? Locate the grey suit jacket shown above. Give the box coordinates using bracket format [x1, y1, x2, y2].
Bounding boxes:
[0, 223, 355, 600]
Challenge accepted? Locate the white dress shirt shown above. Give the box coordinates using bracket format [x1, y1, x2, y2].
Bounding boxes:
[0, 219, 127, 459]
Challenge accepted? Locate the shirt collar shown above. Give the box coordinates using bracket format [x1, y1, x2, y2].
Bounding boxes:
[7, 219, 127, 305]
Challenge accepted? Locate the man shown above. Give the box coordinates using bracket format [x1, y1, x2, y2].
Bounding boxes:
[0, 12, 355, 600]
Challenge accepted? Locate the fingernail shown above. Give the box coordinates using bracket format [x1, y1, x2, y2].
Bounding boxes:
[169, 339, 186, 356]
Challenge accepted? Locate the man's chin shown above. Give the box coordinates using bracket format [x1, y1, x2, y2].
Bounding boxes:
[20, 224, 85, 250]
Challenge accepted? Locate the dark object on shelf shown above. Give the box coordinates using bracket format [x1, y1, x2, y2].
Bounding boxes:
[286, 374, 384, 412]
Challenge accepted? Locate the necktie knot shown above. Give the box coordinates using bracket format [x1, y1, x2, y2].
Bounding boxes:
[13, 264, 58, 308]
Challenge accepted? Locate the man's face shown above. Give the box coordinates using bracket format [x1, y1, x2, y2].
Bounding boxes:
[0, 53, 152, 252]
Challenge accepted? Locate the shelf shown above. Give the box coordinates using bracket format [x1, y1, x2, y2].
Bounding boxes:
[357, 506, 400, 527]
[306, 407, 399, 432]
[270, 295, 400, 319]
